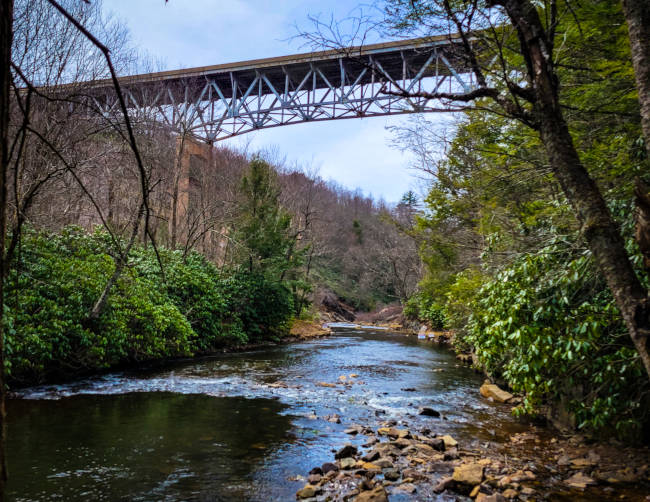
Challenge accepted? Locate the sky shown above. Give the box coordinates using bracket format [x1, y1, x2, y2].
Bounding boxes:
[104, 0, 441, 203]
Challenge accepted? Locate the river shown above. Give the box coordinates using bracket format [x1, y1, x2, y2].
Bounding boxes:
[7, 328, 533, 501]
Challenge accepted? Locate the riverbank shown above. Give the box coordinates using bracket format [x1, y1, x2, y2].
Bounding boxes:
[293, 407, 650, 502]
[8, 318, 332, 392]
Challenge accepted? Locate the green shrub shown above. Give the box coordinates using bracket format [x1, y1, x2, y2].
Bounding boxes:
[4, 226, 295, 385]
[403, 292, 446, 330]
[466, 238, 649, 438]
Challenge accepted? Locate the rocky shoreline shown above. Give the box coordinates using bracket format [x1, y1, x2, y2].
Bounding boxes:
[287, 321, 650, 501]
[292, 412, 650, 502]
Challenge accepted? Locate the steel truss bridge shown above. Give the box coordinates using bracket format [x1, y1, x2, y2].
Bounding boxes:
[89, 35, 473, 142]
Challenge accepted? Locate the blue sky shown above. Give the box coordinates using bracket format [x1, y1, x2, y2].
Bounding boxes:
[105, 0, 434, 203]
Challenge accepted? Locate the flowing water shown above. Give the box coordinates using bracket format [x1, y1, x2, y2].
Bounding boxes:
[8, 328, 530, 501]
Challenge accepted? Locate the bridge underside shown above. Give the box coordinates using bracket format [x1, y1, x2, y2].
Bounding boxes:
[88, 36, 473, 142]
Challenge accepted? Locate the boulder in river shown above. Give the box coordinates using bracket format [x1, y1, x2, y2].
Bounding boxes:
[418, 406, 440, 417]
[479, 381, 514, 403]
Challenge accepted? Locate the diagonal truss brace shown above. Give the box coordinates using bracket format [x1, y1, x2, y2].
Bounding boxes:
[95, 41, 474, 143]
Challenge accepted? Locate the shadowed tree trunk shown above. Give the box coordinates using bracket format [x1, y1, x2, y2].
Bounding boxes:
[621, 0, 650, 286]
[0, 0, 12, 496]
[621, 0, 650, 158]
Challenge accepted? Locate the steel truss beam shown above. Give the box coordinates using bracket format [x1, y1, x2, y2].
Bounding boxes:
[89, 37, 473, 142]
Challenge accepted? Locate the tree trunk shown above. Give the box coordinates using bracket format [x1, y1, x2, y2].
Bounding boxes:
[0, 1, 12, 496]
[88, 202, 144, 321]
[621, 0, 650, 158]
[501, 0, 650, 378]
[539, 111, 650, 377]
[170, 134, 186, 249]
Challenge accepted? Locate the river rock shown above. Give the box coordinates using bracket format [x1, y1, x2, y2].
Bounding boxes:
[374, 443, 401, 458]
[453, 463, 485, 486]
[392, 438, 412, 449]
[412, 443, 436, 457]
[377, 427, 407, 439]
[418, 406, 441, 417]
[309, 466, 323, 475]
[498, 470, 536, 487]
[393, 483, 416, 494]
[362, 450, 380, 462]
[440, 435, 458, 448]
[480, 382, 514, 403]
[335, 445, 358, 459]
[421, 437, 445, 451]
[317, 382, 337, 388]
[384, 469, 400, 481]
[354, 485, 388, 502]
[565, 472, 596, 490]
[363, 436, 379, 447]
[307, 473, 322, 484]
[433, 476, 454, 493]
[502, 488, 518, 499]
[402, 468, 428, 481]
[570, 457, 595, 469]
[360, 478, 375, 491]
[362, 462, 381, 471]
[340, 457, 357, 470]
[374, 458, 393, 469]
[296, 484, 318, 499]
[322, 462, 339, 474]
[476, 494, 506, 502]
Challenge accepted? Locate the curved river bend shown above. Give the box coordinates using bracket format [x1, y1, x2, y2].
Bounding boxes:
[8, 329, 528, 501]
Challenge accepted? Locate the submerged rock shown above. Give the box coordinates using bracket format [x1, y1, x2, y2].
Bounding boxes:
[565, 472, 596, 490]
[393, 482, 416, 494]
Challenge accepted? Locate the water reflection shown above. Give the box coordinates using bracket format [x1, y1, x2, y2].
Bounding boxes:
[8, 393, 294, 501]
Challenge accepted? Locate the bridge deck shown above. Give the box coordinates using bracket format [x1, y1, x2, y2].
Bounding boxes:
[83, 35, 472, 141]
[96, 35, 466, 100]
